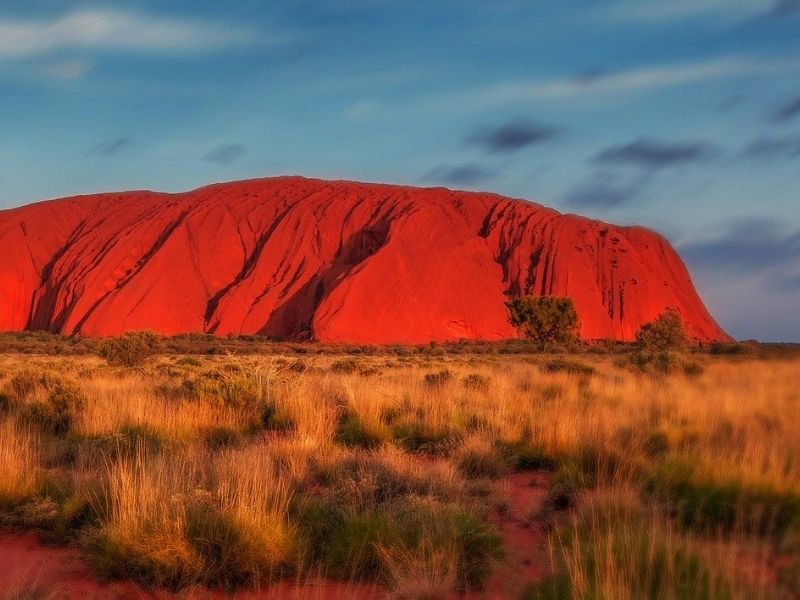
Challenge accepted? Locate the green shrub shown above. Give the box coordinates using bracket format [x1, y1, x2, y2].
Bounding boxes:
[197, 373, 264, 408]
[630, 350, 704, 376]
[636, 310, 690, 352]
[302, 499, 501, 589]
[495, 440, 557, 471]
[538, 499, 735, 600]
[506, 296, 580, 350]
[99, 332, 162, 367]
[322, 511, 397, 579]
[185, 500, 295, 589]
[646, 459, 800, 537]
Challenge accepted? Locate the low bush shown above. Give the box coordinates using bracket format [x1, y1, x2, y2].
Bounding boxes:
[259, 402, 296, 432]
[335, 414, 388, 449]
[423, 370, 453, 386]
[495, 440, 557, 471]
[461, 373, 490, 391]
[392, 421, 459, 454]
[8, 368, 59, 400]
[301, 498, 501, 589]
[99, 332, 162, 367]
[630, 350, 704, 376]
[646, 459, 800, 538]
[19, 382, 85, 435]
[331, 359, 359, 374]
[197, 372, 264, 408]
[532, 496, 735, 600]
[454, 437, 505, 480]
[542, 359, 595, 376]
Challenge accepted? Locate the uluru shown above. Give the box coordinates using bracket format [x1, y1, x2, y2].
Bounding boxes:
[0, 176, 728, 344]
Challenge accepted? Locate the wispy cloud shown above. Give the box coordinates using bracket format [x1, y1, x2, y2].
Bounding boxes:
[477, 57, 797, 103]
[600, 0, 771, 23]
[344, 55, 800, 120]
[40, 58, 94, 80]
[0, 9, 265, 60]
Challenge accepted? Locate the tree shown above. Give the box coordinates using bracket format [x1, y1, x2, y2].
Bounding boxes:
[635, 310, 690, 351]
[506, 295, 580, 349]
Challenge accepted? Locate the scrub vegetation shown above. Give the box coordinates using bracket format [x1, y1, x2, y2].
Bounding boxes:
[0, 333, 797, 598]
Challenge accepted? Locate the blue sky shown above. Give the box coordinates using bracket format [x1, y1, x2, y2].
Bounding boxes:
[0, 1, 798, 341]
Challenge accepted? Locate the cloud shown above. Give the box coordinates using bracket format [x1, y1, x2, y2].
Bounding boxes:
[680, 218, 800, 272]
[468, 119, 560, 153]
[768, 0, 800, 16]
[40, 58, 94, 80]
[0, 9, 263, 60]
[343, 56, 800, 120]
[594, 138, 719, 169]
[476, 56, 800, 104]
[562, 172, 649, 209]
[741, 134, 800, 158]
[87, 137, 131, 157]
[422, 164, 497, 186]
[601, 0, 767, 22]
[771, 94, 800, 122]
[600, 0, 800, 22]
[205, 144, 247, 164]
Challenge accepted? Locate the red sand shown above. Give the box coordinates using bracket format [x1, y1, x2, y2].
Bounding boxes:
[0, 533, 385, 599]
[0, 176, 729, 343]
[470, 472, 552, 599]
[0, 473, 552, 599]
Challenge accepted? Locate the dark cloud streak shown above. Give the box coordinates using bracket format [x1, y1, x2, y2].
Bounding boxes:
[468, 119, 561, 153]
[87, 137, 131, 157]
[771, 95, 800, 122]
[422, 163, 497, 186]
[205, 144, 247, 164]
[741, 134, 800, 159]
[680, 219, 800, 273]
[768, 0, 800, 17]
[594, 138, 718, 169]
[562, 171, 649, 209]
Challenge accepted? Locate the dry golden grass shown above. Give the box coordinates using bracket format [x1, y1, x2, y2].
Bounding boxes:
[0, 350, 798, 598]
[0, 420, 39, 508]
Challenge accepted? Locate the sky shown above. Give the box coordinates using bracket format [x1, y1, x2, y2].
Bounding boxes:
[0, 1, 798, 341]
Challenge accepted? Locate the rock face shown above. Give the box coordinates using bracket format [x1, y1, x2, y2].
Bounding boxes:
[0, 176, 728, 343]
